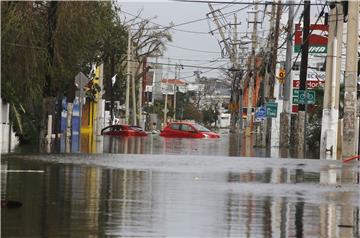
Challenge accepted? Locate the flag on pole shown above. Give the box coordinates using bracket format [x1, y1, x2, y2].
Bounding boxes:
[111, 74, 117, 86]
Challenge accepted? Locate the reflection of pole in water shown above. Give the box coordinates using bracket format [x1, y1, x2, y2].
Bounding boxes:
[137, 137, 141, 154]
[320, 203, 337, 238]
[149, 134, 153, 154]
[339, 166, 357, 238]
[280, 197, 290, 238]
[295, 200, 304, 238]
[130, 138, 135, 154]
[124, 138, 128, 154]
[96, 134, 103, 154]
[245, 133, 253, 157]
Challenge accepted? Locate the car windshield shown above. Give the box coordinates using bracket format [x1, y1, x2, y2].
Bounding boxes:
[192, 124, 210, 132]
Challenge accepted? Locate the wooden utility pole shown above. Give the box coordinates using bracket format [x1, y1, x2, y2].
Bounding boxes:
[138, 61, 144, 128]
[320, 3, 343, 160]
[297, 0, 310, 158]
[257, 2, 276, 147]
[245, 3, 259, 136]
[110, 55, 115, 125]
[265, 1, 282, 144]
[280, 1, 294, 148]
[173, 63, 180, 121]
[163, 58, 170, 127]
[132, 61, 137, 126]
[342, 1, 359, 157]
[125, 31, 132, 124]
[208, 4, 240, 133]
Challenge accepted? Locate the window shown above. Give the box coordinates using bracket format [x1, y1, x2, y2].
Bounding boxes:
[181, 124, 195, 132]
[192, 123, 210, 132]
[170, 123, 181, 130]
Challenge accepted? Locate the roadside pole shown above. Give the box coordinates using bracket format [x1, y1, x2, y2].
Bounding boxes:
[320, 3, 343, 160]
[245, 2, 258, 136]
[266, 1, 281, 146]
[208, 4, 239, 133]
[174, 64, 178, 121]
[163, 58, 170, 127]
[297, 0, 310, 159]
[132, 59, 137, 126]
[95, 64, 105, 136]
[342, 1, 359, 157]
[125, 31, 132, 124]
[279, 0, 294, 148]
[259, 1, 275, 147]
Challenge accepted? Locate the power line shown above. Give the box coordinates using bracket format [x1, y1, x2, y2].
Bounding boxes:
[121, 5, 250, 35]
[180, 62, 230, 79]
[165, 43, 221, 53]
[173, 0, 326, 6]
[149, 56, 229, 62]
[127, 59, 231, 71]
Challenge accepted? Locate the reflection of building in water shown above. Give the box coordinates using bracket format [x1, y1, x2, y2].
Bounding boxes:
[36, 165, 103, 237]
[103, 136, 149, 154]
[224, 167, 359, 237]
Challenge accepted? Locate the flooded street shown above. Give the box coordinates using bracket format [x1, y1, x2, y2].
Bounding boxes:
[2, 134, 360, 237]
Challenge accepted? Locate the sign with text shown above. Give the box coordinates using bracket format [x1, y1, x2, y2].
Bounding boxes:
[292, 79, 324, 88]
[292, 89, 316, 104]
[266, 102, 278, 118]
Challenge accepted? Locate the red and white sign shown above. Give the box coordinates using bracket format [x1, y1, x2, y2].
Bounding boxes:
[292, 79, 324, 89]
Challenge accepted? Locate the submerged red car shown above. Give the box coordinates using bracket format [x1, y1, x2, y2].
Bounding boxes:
[101, 125, 147, 137]
[160, 122, 220, 138]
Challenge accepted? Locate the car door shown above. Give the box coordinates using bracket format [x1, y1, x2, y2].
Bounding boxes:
[180, 124, 197, 138]
[168, 123, 181, 137]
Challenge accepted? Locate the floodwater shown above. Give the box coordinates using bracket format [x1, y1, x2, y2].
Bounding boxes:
[1, 134, 359, 237]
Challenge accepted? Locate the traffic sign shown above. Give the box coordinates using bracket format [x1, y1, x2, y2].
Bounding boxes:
[292, 89, 316, 104]
[278, 68, 285, 79]
[266, 102, 278, 118]
[255, 107, 266, 121]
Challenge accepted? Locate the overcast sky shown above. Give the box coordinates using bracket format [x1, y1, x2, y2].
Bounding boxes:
[118, 1, 325, 81]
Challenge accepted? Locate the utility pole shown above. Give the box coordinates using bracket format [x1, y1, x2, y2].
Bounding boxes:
[232, 14, 241, 132]
[174, 63, 180, 121]
[342, 1, 359, 157]
[265, 1, 281, 144]
[163, 58, 170, 127]
[280, 1, 294, 148]
[208, 4, 239, 133]
[320, 3, 343, 160]
[258, 2, 276, 147]
[110, 56, 115, 125]
[246, 2, 258, 136]
[132, 61, 137, 126]
[297, 0, 310, 159]
[125, 31, 132, 124]
[138, 60, 144, 128]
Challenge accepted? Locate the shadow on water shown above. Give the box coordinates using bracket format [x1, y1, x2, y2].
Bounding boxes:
[1, 156, 359, 238]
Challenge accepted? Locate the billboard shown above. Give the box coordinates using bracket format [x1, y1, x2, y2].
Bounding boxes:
[294, 24, 328, 53]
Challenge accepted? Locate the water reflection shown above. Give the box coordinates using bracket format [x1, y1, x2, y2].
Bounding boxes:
[101, 133, 269, 158]
[2, 157, 359, 237]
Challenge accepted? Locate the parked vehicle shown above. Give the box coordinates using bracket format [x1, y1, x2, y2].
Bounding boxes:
[101, 125, 147, 137]
[160, 122, 220, 138]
